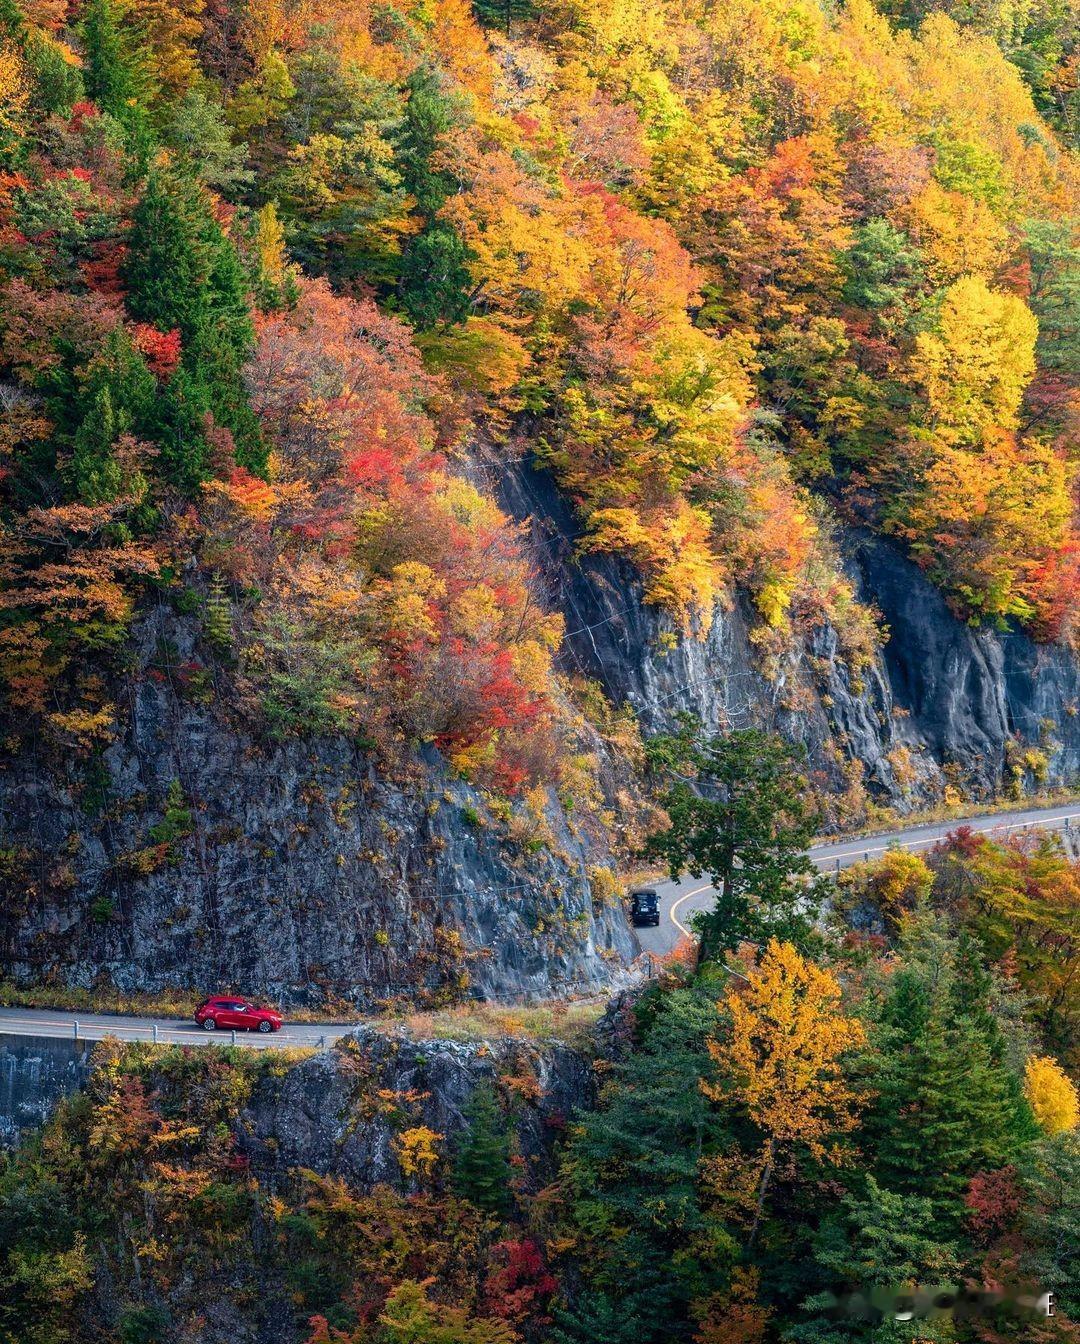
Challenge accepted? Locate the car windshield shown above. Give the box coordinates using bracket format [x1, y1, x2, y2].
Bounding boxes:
[633, 893, 657, 906]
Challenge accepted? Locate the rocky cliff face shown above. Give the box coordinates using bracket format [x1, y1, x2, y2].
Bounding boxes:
[493, 453, 1080, 813]
[0, 607, 636, 1006]
[859, 538, 1080, 796]
[9, 1027, 606, 1343]
[6, 449, 1080, 1007]
[237, 1025, 599, 1194]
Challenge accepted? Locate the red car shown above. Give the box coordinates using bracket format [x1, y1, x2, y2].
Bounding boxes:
[194, 997, 283, 1033]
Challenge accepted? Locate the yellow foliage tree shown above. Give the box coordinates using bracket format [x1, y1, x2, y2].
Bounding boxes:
[0, 42, 29, 151]
[127, 0, 205, 101]
[256, 202, 290, 287]
[910, 276, 1038, 444]
[394, 1125, 444, 1179]
[705, 940, 866, 1246]
[900, 432, 1071, 624]
[840, 848, 935, 927]
[1025, 1054, 1080, 1135]
[902, 182, 1009, 286]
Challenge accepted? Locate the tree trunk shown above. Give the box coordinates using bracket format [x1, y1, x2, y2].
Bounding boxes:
[748, 1138, 775, 1251]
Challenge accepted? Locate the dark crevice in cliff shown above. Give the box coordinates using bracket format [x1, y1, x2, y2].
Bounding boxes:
[486, 447, 1080, 811]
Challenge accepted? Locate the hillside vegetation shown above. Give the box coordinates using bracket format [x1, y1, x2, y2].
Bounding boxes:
[1, 828, 1078, 1342]
[0, 0, 1078, 803]
[2, 0, 1080, 1337]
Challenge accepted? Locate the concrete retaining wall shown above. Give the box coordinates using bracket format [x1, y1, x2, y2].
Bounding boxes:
[0, 1034, 93, 1148]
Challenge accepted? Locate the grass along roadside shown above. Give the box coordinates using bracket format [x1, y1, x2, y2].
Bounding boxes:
[0, 981, 609, 1047]
[814, 784, 1080, 845]
[0, 982, 351, 1023]
[388, 999, 607, 1049]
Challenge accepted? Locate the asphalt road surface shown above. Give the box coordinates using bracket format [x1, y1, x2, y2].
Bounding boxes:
[1, 802, 1078, 1045]
[0, 1006, 359, 1049]
[633, 799, 1080, 957]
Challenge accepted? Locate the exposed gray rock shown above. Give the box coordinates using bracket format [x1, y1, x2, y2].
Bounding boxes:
[237, 1026, 594, 1192]
[0, 606, 636, 1006]
[24, 1029, 602, 1344]
[6, 446, 1080, 1008]
[861, 536, 1080, 792]
[491, 452, 1080, 810]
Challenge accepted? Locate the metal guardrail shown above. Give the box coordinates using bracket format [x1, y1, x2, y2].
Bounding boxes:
[813, 814, 1079, 875]
[0, 1013, 351, 1049]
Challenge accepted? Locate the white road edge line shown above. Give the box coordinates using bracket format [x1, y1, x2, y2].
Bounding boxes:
[0, 1014, 347, 1043]
[670, 812, 1079, 937]
[4, 813, 1077, 1025]
[811, 814, 1076, 865]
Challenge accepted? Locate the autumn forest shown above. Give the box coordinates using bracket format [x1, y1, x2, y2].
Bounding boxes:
[0, 0, 1079, 1338]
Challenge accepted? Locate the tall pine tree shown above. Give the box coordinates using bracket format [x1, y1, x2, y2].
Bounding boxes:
[79, 0, 155, 161]
[395, 66, 474, 329]
[553, 978, 737, 1344]
[452, 1082, 512, 1218]
[123, 170, 263, 486]
[865, 919, 1036, 1234]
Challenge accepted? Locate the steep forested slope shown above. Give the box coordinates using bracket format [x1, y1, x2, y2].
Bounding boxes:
[0, 0, 1078, 998]
[1, 840, 1078, 1343]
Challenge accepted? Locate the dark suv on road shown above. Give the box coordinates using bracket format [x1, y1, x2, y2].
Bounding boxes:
[630, 889, 661, 927]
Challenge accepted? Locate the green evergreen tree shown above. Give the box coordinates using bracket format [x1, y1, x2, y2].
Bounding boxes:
[398, 224, 474, 330]
[205, 234, 257, 365]
[125, 168, 253, 365]
[124, 171, 212, 346]
[840, 220, 923, 315]
[394, 67, 474, 329]
[72, 384, 127, 504]
[452, 1083, 512, 1218]
[79, 0, 155, 160]
[950, 933, 1040, 1148]
[471, 0, 535, 35]
[0, 0, 24, 39]
[644, 724, 822, 957]
[124, 171, 264, 486]
[548, 1294, 653, 1344]
[397, 66, 459, 218]
[790, 1178, 961, 1344]
[554, 977, 737, 1343]
[82, 0, 140, 113]
[201, 579, 234, 657]
[865, 921, 1036, 1235]
[145, 365, 213, 492]
[70, 329, 155, 503]
[1018, 1132, 1080, 1318]
[1023, 217, 1080, 375]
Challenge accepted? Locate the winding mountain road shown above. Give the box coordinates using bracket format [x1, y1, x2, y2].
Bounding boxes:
[0, 1006, 358, 1049]
[1, 802, 1078, 1046]
[633, 799, 1080, 956]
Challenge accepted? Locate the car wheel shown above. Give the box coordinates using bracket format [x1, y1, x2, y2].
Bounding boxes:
[202, 1017, 217, 1030]
[258, 1019, 272, 1033]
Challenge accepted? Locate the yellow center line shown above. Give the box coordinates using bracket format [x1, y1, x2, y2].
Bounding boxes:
[669, 885, 714, 938]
